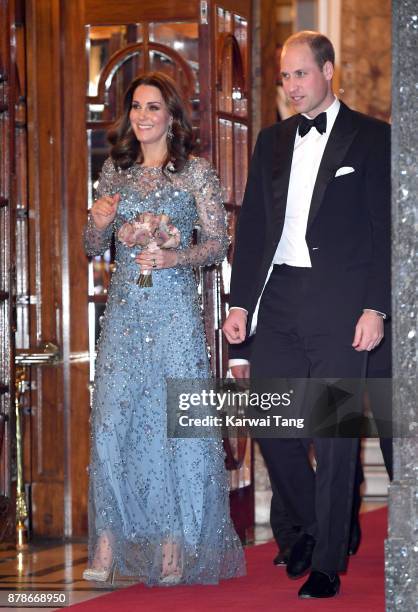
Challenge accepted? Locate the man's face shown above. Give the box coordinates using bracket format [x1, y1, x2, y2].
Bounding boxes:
[280, 43, 334, 118]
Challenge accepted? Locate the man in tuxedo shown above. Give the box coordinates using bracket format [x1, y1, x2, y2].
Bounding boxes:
[223, 31, 390, 598]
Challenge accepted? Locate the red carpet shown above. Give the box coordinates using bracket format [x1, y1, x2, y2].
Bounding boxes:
[69, 508, 386, 611]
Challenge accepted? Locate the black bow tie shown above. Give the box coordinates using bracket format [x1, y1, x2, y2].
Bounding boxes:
[298, 112, 327, 137]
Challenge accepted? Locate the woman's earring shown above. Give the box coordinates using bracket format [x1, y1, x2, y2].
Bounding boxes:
[167, 120, 174, 141]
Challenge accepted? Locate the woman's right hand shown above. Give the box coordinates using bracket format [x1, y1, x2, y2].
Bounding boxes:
[91, 194, 120, 230]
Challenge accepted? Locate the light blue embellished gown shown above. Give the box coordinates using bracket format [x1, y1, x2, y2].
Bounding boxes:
[84, 157, 245, 586]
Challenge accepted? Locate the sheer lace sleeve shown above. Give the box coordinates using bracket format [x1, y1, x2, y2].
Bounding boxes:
[177, 159, 229, 267]
[84, 158, 116, 257]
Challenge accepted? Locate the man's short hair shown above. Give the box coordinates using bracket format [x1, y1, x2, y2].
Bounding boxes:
[283, 31, 335, 68]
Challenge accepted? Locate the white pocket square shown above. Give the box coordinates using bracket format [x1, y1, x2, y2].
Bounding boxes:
[335, 166, 355, 177]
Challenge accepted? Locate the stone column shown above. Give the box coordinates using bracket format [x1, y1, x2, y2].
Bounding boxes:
[385, 1, 418, 609]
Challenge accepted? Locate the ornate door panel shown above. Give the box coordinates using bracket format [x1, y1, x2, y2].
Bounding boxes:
[18, 0, 67, 538]
[0, 0, 34, 546]
[0, 0, 18, 546]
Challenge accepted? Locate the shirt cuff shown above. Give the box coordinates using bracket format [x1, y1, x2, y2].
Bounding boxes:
[363, 308, 387, 319]
[229, 306, 249, 315]
[228, 359, 250, 367]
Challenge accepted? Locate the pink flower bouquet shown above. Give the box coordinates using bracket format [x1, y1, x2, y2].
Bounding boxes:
[117, 212, 181, 287]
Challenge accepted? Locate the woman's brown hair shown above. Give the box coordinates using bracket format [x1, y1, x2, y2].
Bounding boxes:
[108, 71, 194, 173]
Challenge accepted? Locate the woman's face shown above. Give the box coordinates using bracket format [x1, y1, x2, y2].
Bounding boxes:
[129, 84, 172, 147]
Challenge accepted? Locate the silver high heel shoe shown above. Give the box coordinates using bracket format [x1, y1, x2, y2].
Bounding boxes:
[159, 573, 182, 585]
[83, 563, 115, 583]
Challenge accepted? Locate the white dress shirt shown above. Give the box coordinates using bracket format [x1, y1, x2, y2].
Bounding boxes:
[273, 97, 340, 267]
[230, 98, 340, 325]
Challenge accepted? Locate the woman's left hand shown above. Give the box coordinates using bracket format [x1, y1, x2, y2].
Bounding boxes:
[135, 247, 178, 271]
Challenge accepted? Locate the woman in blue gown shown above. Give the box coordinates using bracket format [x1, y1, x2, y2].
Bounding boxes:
[83, 72, 245, 586]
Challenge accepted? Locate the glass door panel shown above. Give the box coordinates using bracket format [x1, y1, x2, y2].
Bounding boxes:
[234, 15, 248, 75]
[87, 25, 143, 96]
[216, 7, 233, 33]
[149, 22, 199, 62]
[148, 50, 188, 87]
[233, 122, 248, 206]
[217, 118, 233, 203]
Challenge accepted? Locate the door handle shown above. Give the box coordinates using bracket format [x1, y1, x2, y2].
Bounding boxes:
[15, 342, 60, 366]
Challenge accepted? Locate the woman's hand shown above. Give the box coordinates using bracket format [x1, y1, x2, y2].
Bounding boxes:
[135, 247, 178, 271]
[91, 194, 120, 230]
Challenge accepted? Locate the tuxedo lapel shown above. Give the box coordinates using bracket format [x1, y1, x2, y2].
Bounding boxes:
[307, 103, 359, 231]
[271, 117, 299, 228]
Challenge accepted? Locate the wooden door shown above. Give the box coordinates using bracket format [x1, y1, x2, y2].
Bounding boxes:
[211, 0, 254, 540]
[18, 0, 254, 540]
[0, 0, 18, 546]
[0, 0, 29, 546]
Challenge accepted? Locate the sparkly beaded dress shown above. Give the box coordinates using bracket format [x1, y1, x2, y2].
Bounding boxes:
[84, 156, 245, 586]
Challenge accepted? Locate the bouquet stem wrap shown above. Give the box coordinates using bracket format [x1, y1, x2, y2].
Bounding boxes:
[137, 240, 158, 287]
[117, 213, 181, 288]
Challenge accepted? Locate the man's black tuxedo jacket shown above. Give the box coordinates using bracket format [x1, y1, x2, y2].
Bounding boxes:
[229, 102, 391, 338]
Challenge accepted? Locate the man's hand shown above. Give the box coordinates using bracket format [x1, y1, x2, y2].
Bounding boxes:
[223, 309, 247, 344]
[91, 194, 120, 230]
[230, 363, 250, 379]
[352, 310, 384, 352]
